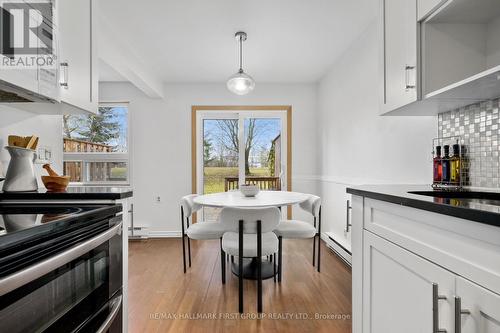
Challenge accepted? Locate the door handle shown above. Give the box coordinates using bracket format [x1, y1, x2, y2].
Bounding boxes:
[454, 296, 470, 333]
[96, 294, 123, 333]
[345, 200, 352, 233]
[433, 283, 448, 333]
[405, 65, 416, 90]
[0, 221, 122, 296]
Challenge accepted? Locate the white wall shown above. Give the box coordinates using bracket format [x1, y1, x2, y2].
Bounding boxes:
[317, 21, 437, 249]
[0, 106, 63, 185]
[100, 82, 319, 236]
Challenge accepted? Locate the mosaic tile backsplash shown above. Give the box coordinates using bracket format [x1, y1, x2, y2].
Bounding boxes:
[438, 99, 500, 188]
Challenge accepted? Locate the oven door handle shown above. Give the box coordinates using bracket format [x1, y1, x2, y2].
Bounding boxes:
[0, 220, 122, 297]
[96, 294, 123, 333]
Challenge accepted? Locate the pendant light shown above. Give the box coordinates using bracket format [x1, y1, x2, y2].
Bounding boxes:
[227, 31, 255, 95]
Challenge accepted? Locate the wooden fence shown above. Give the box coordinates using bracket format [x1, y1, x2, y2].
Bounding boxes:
[63, 138, 112, 153]
[63, 138, 113, 182]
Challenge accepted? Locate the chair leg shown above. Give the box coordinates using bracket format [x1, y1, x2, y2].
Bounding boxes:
[273, 253, 277, 283]
[317, 208, 322, 273]
[238, 220, 244, 314]
[220, 238, 226, 284]
[278, 236, 283, 282]
[181, 235, 187, 273]
[180, 207, 187, 273]
[257, 220, 263, 313]
[187, 238, 192, 267]
[317, 236, 321, 273]
[312, 236, 316, 267]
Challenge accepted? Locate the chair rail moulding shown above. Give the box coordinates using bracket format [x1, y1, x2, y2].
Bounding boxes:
[190, 105, 293, 219]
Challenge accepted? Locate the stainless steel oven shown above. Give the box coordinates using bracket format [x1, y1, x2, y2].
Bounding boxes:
[0, 204, 123, 333]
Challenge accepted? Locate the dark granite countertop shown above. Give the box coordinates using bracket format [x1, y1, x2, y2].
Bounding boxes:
[347, 184, 500, 228]
[0, 186, 133, 200]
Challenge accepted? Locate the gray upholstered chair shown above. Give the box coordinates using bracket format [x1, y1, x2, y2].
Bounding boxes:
[180, 195, 226, 274]
[220, 207, 280, 313]
[274, 195, 322, 278]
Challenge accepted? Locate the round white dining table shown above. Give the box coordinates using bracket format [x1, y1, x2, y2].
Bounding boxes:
[192, 190, 310, 208]
[193, 190, 311, 281]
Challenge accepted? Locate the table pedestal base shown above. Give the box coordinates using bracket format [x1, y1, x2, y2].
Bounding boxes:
[231, 258, 276, 280]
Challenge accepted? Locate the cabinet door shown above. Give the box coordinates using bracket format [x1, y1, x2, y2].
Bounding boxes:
[456, 277, 500, 333]
[58, 0, 97, 113]
[362, 231, 455, 333]
[0, 4, 39, 94]
[381, 0, 418, 113]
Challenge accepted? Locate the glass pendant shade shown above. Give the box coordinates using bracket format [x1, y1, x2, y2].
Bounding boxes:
[227, 70, 255, 95]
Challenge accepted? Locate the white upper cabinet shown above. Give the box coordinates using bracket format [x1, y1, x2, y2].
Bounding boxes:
[380, 0, 419, 114]
[0, 2, 59, 101]
[0, 0, 97, 114]
[383, 0, 500, 115]
[57, 0, 97, 114]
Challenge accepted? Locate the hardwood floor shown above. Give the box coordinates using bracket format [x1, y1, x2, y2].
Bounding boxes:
[128, 238, 352, 333]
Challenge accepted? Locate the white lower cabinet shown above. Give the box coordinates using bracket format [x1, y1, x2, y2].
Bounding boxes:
[363, 231, 454, 333]
[352, 195, 500, 333]
[456, 277, 500, 333]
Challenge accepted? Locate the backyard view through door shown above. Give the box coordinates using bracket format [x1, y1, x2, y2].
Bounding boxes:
[199, 111, 286, 221]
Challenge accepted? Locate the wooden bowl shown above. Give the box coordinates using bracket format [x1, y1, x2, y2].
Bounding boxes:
[41, 175, 70, 192]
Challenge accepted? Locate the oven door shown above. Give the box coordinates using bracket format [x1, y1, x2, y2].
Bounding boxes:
[0, 215, 123, 333]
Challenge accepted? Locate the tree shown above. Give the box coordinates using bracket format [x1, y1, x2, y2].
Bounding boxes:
[77, 107, 120, 148]
[215, 119, 261, 174]
[62, 114, 80, 138]
[203, 134, 215, 166]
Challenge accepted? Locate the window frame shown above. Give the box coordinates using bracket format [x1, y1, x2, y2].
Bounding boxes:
[63, 102, 131, 186]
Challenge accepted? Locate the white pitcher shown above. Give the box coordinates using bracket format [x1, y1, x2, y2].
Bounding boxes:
[2, 146, 38, 192]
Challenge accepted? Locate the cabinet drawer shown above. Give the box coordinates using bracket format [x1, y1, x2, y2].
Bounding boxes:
[363, 198, 500, 294]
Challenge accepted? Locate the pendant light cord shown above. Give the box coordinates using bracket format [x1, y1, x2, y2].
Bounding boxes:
[239, 35, 243, 72]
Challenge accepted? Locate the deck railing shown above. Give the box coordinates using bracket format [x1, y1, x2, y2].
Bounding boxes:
[224, 176, 281, 192]
[63, 138, 112, 153]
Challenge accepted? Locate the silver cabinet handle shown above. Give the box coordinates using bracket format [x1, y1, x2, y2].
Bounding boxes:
[0, 221, 122, 297]
[405, 65, 416, 90]
[345, 200, 352, 232]
[454, 296, 470, 333]
[433, 283, 448, 333]
[60, 61, 69, 88]
[96, 294, 123, 333]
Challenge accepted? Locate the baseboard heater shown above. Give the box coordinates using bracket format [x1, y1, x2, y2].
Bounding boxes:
[128, 204, 149, 240]
[325, 235, 352, 267]
[128, 226, 149, 240]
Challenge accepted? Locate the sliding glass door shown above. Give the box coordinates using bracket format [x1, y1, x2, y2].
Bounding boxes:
[196, 110, 287, 221]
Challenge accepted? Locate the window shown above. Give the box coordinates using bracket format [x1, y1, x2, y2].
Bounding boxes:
[63, 104, 130, 185]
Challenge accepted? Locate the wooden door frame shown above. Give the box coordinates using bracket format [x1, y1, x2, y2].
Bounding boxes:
[191, 105, 293, 218]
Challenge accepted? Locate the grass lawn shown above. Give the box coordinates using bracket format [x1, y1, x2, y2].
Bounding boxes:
[203, 167, 269, 194]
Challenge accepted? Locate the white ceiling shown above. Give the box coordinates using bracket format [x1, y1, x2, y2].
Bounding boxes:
[98, 0, 377, 83]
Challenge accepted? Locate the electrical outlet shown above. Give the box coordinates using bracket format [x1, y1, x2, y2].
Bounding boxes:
[34, 146, 52, 164]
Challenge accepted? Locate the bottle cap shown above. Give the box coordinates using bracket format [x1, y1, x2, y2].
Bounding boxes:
[444, 145, 450, 155]
[436, 146, 441, 156]
[453, 144, 460, 156]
